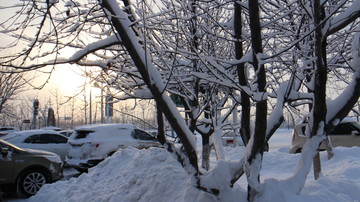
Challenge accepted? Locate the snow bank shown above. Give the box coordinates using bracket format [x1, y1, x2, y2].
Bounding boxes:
[26, 138, 360, 202]
[257, 147, 360, 202]
[28, 147, 203, 202]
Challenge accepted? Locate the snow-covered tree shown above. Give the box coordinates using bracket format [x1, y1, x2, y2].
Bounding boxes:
[0, 69, 28, 125]
[1, 0, 359, 201]
[0, 71, 26, 114]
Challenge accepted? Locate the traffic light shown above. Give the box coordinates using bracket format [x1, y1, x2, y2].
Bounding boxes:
[33, 99, 39, 116]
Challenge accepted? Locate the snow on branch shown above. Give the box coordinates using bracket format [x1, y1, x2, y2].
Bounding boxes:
[4, 34, 122, 70]
[326, 69, 360, 125]
[100, 0, 199, 171]
[68, 34, 122, 62]
[326, 0, 360, 36]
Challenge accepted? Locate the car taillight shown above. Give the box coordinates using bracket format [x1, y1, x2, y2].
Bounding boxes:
[95, 143, 100, 147]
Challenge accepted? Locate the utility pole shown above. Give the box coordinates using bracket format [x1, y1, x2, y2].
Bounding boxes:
[32, 99, 39, 129]
[93, 81, 104, 123]
[89, 88, 92, 124]
[100, 87, 104, 123]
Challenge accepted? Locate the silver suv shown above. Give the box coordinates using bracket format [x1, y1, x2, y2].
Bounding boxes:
[0, 139, 63, 198]
[66, 124, 161, 172]
[289, 120, 360, 153]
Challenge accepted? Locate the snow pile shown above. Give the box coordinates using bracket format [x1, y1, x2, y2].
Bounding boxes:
[26, 133, 360, 202]
[28, 147, 203, 202]
[258, 147, 360, 202]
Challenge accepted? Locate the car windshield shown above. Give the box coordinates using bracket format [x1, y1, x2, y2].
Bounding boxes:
[0, 139, 25, 151]
[0, 127, 15, 131]
[132, 129, 156, 140]
[74, 130, 94, 139]
[1, 133, 22, 141]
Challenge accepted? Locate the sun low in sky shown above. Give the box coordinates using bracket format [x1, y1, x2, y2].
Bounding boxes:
[51, 65, 88, 96]
[27, 64, 102, 100]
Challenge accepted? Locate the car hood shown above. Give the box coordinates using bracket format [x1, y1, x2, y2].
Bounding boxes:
[25, 148, 55, 155]
[24, 148, 63, 163]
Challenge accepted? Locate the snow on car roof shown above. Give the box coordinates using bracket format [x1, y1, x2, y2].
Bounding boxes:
[69, 124, 138, 142]
[74, 123, 137, 131]
[2, 129, 62, 141]
[13, 129, 61, 135]
[41, 126, 62, 131]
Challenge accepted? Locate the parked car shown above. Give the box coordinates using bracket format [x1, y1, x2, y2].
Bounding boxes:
[289, 120, 360, 153]
[1, 130, 68, 161]
[0, 139, 63, 198]
[66, 124, 161, 172]
[0, 127, 18, 137]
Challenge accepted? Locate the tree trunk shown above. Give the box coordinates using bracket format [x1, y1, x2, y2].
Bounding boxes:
[234, 0, 250, 146]
[246, 1, 267, 200]
[202, 134, 211, 171]
[100, 0, 199, 176]
[311, 0, 327, 180]
[156, 103, 166, 145]
[313, 152, 321, 180]
[323, 138, 334, 160]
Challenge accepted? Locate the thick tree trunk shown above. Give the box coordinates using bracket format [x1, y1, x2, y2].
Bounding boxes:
[313, 152, 321, 180]
[311, 0, 327, 180]
[201, 134, 211, 171]
[156, 103, 166, 145]
[246, 1, 267, 201]
[234, 0, 251, 146]
[189, 0, 200, 135]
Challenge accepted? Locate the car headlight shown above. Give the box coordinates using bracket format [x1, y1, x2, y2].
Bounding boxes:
[45, 154, 62, 164]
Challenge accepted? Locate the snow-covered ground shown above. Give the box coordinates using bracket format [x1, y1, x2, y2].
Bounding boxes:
[8, 129, 360, 201]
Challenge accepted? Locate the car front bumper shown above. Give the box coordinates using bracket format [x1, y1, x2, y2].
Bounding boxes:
[65, 158, 104, 170]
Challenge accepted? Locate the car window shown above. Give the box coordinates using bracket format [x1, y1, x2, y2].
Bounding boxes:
[331, 123, 354, 135]
[24, 134, 67, 144]
[132, 129, 156, 141]
[45, 134, 68, 143]
[0, 128, 14, 131]
[74, 130, 94, 139]
[24, 134, 45, 143]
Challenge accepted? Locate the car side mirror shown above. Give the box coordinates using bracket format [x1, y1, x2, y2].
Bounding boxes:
[1, 147, 9, 156]
[351, 131, 360, 136]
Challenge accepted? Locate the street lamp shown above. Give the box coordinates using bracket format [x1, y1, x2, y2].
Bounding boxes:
[93, 82, 104, 123]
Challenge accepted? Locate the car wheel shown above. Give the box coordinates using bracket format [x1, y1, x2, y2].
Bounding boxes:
[295, 148, 302, 153]
[17, 169, 50, 198]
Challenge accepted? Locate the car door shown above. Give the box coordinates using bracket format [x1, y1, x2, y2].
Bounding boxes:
[40, 134, 67, 161]
[22, 134, 67, 161]
[0, 141, 16, 183]
[42, 134, 68, 161]
[329, 123, 360, 147]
